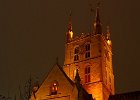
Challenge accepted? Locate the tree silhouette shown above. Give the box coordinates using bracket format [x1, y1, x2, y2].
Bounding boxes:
[20, 76, 39, 100]
[0, 94, 11, 100]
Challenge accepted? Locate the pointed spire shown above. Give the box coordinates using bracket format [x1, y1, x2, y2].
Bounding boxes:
[95, 7, 100, 23]
[56, 57, 59, 64]
[106, 26, 112, 45]
[94, 5, 102, 35]
[106, 26, 111, 40]
[74, 69, 81, 84]
[66, 11, 73, 43]
[68, 11, 72, 32]
[14, 95, 16, 100]
[19, 85, 24, 100]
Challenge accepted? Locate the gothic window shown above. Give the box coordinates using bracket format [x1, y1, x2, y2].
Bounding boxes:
[85, 66, 90, 83]
[74, 47, 79, 61]
[85, 44, 90, 58]
[50, 81, 58, 95]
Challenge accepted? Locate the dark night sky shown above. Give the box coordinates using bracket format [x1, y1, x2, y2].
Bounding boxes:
[0, 0, 140, 98]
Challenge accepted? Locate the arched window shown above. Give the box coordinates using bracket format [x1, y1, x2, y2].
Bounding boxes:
[85, 66, 90, 83]
[74, 47, 79, 61]
[50, 81, 58, 95]
[85, 44, 90, 58]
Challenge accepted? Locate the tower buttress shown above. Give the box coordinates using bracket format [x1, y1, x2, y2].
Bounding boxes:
[66, 12, 73, 43]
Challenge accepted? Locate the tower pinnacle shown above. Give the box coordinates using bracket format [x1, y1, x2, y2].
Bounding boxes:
[106, 26, 111, 40]
[68, 11, 72, 32]
[106, 26, 112, 45]
[66, 11, 73, 43]
[94, 6, 102, 35]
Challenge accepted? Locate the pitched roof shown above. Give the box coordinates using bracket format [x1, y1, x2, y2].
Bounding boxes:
[109, 91, 140, 100]
[55, 63, 74, 86]
[37, 62, 74, 90]
[34, 62, 93, 100]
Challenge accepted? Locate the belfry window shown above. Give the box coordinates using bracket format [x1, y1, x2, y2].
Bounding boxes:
[85, 44, 90, 58]
[85, 66, 90, 83]
[50, 81, 58, 95]
[74, 47, 79, 61]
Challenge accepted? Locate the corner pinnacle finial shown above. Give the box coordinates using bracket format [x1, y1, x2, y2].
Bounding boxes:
[106, 26, 111, 40]
[106, 26, 112, 45]
[97, 1, 101, 7]
[69, 10, 72, 16]
[93, 3, 102, 35]
[66, 10, 73, 43]
[56, 57, 59, 64]
[68, 10, 72, 32]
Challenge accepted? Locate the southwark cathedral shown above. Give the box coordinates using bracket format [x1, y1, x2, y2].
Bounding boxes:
[30, 7, 115, 100]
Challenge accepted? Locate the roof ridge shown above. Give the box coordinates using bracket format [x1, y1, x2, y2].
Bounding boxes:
[56, 63, 74, 86]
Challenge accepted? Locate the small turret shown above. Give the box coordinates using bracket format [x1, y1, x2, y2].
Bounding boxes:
[94, 7, 102, 35]
[66, 11, 73, 43]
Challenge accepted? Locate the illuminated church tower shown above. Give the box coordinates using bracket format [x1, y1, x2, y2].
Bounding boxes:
[64, 7, 115, 100]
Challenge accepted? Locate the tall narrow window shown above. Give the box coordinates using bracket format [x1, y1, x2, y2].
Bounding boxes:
[85, 66, 90, 83]
[50, 81, 58, 95]
[85, 44, 90, 58]
[74, 47, 79, 61]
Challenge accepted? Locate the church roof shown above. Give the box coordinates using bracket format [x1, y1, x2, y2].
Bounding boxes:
[34, 62, 93, 100]
[38, 62, 74, 89]
[55, 63, 74, 86]
[109, 91, 140, 100]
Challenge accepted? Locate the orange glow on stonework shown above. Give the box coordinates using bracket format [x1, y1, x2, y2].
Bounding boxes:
[69, 31, 73, 38]
[54, 83, 57, 86]
[107, 40, 111, 45]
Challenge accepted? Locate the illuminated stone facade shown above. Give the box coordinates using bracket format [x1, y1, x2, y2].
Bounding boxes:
[64, 7, 115, 100]
[30, 7, 114, 100]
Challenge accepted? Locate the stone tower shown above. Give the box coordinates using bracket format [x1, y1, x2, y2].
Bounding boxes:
[64, 7, 115, 100]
